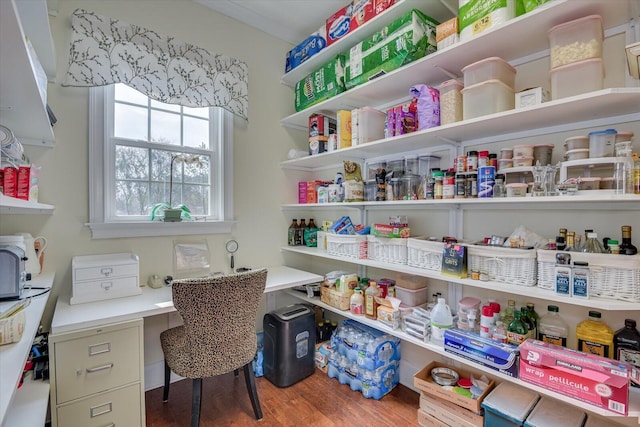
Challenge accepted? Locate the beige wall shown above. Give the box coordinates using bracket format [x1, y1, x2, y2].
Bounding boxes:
[0, 0, 306, 329]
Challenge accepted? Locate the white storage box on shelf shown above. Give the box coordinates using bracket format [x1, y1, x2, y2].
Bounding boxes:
[366, 235, 408, 265]
[550, 58, 604, 100]
[548, 15, 603, 69]
[407, 238, 444, 271]
[395, 284, 428, 307]
[461, 56, 516, 88]
[71, 253, 140, 304]
[438, 79, 464, 125]
[467, 245, 537, 286]
[326, 234, 367, 260]
[461, 79, 515, 120]
[537, 250, 640, 302]
[351, 106, 386, 146]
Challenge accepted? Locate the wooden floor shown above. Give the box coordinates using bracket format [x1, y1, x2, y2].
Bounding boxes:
[145, 369, 420, 426]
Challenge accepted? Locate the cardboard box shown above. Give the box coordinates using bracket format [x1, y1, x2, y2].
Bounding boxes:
[419, 393, 484, 427]
[417, 408, 449, 427]
[515, 87, 549, 108]
[2, 166, 17, 198]
[413, 361, 495, 413]
[315, 341, 332, 373]
[436, 17, 458, 42]
[336, 110, 352, 149]
[308, 113, 336, 154]
[344, 9, 438, 89]
[285, 26, 326, 73]
[441, 242, 467, 279]
[295, 55, 345, 112]
[371, 223, 410, 238]
[298, 181, 308, 203]
[444, 328, 520, 377]
[519, 339, 639, 415]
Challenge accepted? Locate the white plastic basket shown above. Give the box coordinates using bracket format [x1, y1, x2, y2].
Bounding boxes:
[407, 238, 444, 271]
[537, 249, 640, 302]
[367, 235, 408, 265]
[326, 234, 367, 259]
[467, 245, 537, 286]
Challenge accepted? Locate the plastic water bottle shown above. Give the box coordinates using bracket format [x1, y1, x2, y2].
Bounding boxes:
[430, 298, 453, 345]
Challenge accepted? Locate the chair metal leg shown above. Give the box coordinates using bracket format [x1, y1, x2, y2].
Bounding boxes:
[191, 378, 202, 427]
[162, 360, 171, 402]
[243, 363, 263, 420]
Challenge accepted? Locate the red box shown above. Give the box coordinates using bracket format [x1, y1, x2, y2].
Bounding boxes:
[16, 165, 31, 200]
[326, 0, 396, 46]
[519, 339, 639, 415]
[306, 181, 322, 204]
[2, 166, 18, 198]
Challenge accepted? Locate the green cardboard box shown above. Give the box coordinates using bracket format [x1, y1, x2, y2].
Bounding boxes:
[294, 55, 346, 112]
[344, 9, 438, 90]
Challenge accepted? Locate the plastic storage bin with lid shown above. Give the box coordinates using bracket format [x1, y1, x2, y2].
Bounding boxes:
[523, 397, 586, 427]
[548, 15, 603, 69]
[439, 79, 463, 125]
[550, 57, 604, 100]
[481, 382, 540, 427]
[462, 56, 516, 89]
[462, 79, 515, 120]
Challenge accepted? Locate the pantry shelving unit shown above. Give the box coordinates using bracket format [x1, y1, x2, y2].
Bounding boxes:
[279, 0, 640, 421]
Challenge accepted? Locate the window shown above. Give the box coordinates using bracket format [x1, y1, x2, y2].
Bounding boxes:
[88, 84, 234, 239]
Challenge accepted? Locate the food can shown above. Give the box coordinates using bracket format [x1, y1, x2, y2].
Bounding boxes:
[477, 166, 495, 198]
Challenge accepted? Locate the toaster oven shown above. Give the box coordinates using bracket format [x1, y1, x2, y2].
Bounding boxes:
[0, 245, 26, 299]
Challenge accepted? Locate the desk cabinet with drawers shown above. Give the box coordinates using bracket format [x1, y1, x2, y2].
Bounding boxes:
[49, 319, 145, 427]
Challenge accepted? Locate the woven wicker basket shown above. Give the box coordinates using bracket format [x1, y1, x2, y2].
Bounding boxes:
[321, 286, 353, 311]
[407, 238, 444, 271]
[537, 250, 640, 302]
[467, 245, 537, 286]
[367, 235, 408, 265]
[326, 234, 367, 259]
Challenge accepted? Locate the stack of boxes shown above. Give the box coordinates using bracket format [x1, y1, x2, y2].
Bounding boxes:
[460, 56, 517, 120]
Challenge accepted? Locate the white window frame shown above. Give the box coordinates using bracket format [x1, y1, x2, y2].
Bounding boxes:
[87, 86, 234, 239]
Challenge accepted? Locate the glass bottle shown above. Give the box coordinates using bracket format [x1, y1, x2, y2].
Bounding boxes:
[538, 305, 568, 347]
[614, 319, 640, 375]
[507, 311, 529, 346]
[526, 302, 539, 332]
[576, 310, 614, 358]
[492, 173, 506, 198]
[288, 218, 299, 246]
[297, 219, 307, 245]
[634, 154, 640, 194]
[501, 299, 516, 324]
[364, 280, 381, 319]
[582, 232, 606, 253]
[565, 231, 576, 251]
[619, 225, 638, 255]
[308, 218, 317, 230]
[433, 171, 444, 199]
[520, 306, 536, 339]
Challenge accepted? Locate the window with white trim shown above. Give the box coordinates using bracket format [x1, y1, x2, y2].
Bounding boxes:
[88, 84, 234, 239]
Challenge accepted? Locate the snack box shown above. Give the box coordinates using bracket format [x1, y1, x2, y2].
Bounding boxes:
[326, 0, 396, 47]
[344, 9, 438, 89]
[413, 360, 495, 413]
[444, 328, 520, 377]
[371, 223, 410, 238]
[519, 339, 640, 415]
[419, 392, 483, 427]
[285, 27, 326, 73]
[315, 341, 333, 372]
[295, 55, 345, 112]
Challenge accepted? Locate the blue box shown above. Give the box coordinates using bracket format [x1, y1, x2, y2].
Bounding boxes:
[444, 328, 519, 377]
[482, 382, 539, 427]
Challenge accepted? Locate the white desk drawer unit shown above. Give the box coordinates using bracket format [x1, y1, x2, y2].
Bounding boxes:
[71, 253, 140, 304]
[50, 319, 145, 427]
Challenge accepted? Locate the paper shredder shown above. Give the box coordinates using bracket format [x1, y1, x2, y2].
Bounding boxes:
[263, 304, 315, 387]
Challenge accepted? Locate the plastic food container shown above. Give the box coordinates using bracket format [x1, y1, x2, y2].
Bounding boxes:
[418, 155, 441, 178]
[367, 161, 387, 179]
[615, 131, 634, 143]
[482, 382, 539, 427]
[564, 148, 590, 161]
[513, 144, 534, 158]
[506, 183, 528, 197]
[564, 135, 589, 150]
[499, 148, 513, 159]
[439, 79, 464, 125]
[588, 129, 616, 157]
[548, 15, 603, 69]
[512, 156, 534, 167]
[462, 79, 515, 120]
[533, 144, 554, 166]
[387, 159, 404, 177]
[458, 296, 481, 313]
[395, 285, 428, 307]
[498, 158, 513, 170]
[578, 177, 601, 190]
[461, 56, 516, 88]
[550, 58, 604, 100]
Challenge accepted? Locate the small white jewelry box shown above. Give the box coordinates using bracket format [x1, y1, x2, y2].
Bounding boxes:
[71, 253, 140, 304]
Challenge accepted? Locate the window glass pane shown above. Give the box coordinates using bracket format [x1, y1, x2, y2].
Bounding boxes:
[184, 106, 209, 118]
[150, 110, 180, 145]
[150, 99, 181, 112]
[151, 150, 171, 181]
[183, 184, 209, 215]
[115, 146, 149, 180]
[115, 181, 149, 215]
[184, 155, 210, 184]
[150, 182, 168, 207]
[114, 84, 148, 105]
[184, 116, 209, 149]
[114, 103, 148, 141]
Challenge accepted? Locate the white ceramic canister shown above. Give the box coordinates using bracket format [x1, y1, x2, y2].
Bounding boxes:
[14, 233, 46, 277]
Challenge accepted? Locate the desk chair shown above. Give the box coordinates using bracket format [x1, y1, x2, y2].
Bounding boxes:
[160, 269, 267, 426]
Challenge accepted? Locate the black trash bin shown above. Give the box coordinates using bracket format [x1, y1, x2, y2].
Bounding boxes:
[263, 304, 315, 387]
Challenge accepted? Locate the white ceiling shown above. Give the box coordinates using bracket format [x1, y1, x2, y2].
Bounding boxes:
[194, 0, 457, 45]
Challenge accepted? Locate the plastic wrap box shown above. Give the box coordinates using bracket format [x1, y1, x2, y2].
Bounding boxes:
[444, 328, 520, 377]
[481, 382, 539, 427]
[71, 253, 140, 304]
[295, 55, 345, 112]
[413, 361, 495, 413]
[519, 339, 639, 415]
[419, 393, 484, 427]
[330, 319, 401, 370]
[285, 27, 326, 73]
[327, 355, 399, 399]
[344, 9, 438, 89]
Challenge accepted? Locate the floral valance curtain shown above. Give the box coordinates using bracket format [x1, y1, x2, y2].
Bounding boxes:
[63, 9, 249, 120]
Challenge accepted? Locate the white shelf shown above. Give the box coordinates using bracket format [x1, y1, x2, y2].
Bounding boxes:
[2, 375, 50, 427]
[281, 0, 635, 130]
[0, 0, 55, 146]
[281, 89, 640, 167]
[0, 194, 55, 214]
[0, 273, 54, 427]
[281, 246, 640, 311]
[285, 288, 640, 418]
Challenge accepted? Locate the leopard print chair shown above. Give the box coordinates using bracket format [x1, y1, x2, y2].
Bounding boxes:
[160, 269, 267, 426]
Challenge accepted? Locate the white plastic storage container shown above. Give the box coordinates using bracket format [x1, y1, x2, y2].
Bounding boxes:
[548, 15, 603, 69]
[588, 128, 616, 157]
[438, 79, 463, 125]
[461, 79, 515, 120]
[461, 56, 516, 88]
[395, 284, 428, 306]
[523, 397, 586, 427]
[550, 58, 604, 100]
[351, 106, 386, 145]
[71, 253, 141, 304]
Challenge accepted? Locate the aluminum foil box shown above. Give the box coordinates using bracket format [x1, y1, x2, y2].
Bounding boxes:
[444, 327, 519, 377]
[71, 253, 140, 304]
